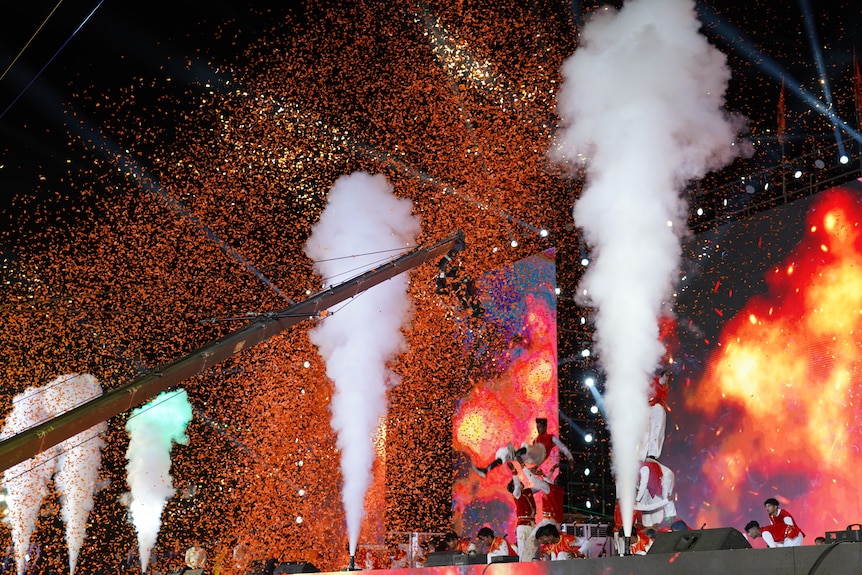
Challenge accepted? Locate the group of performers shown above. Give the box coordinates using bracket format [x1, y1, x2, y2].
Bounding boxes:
[458, 368, 677, 560]
[744, 498, 806, 547]
[357, 365, 808, 569]
[464, 417, 589, 561]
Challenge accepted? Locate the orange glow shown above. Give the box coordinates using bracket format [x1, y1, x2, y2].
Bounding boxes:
[373, 419, 387, 461]
[686, 189, 862, 539]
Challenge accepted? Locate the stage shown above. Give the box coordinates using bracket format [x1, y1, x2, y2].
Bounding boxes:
[329, 542, 862, 575]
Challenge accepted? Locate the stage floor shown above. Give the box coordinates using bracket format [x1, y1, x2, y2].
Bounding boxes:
[332, 542, 862, 575]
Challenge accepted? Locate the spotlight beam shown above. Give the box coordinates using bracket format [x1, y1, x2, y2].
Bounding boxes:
[699, 3, 862, 145]
[798, 0, 847, 157]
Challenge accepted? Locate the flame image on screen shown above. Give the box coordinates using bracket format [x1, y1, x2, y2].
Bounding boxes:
[685, 188, 862, 540]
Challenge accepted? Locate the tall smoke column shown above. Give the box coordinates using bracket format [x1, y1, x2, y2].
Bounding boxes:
[125, 389, 193, 572]
[304, 172, 421, 556]
[44, 374, 107, 575]
[1, 387, 57, 575]
[550, 0, 745, 536]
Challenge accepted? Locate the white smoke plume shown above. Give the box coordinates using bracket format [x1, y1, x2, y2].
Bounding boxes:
[125, 389, 193, 572]
[44, 374, 107, 575]
[1, 374, 107, 575]
[550, 0, 745, 535]
[1, 387, 58, 575]
[304, 172, 421, 557]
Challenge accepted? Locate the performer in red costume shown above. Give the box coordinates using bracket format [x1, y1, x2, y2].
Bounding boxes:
[745, 520, 791, 548]
[537, 464, 565, 527]
[535, 524, 588, 560]
[634, 456, 677, 527]
[613, 499, 644, 556]
[639, 369, 670, 460]
[475, 527, 518, 563]
[507, 461, 547, 561]
[630, 528, 656, 555]
[472, 418, 573, 478]
[441, 532, 473, 554]
[764, 498, 805, 546]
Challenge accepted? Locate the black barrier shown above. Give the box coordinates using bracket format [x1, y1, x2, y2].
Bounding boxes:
[424, 552, 487, 566]
[647, 528, 751, 554]
[273, 562, 319, 573]
[826, 524, 862, 543]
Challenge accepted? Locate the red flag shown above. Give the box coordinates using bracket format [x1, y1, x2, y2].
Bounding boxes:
[777, 79, 786, 142]
[854, 49, 862, 116]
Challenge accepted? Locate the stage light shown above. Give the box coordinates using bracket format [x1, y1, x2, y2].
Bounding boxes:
[584, 432, 594, 443]
[437, 254, 452, 271]
[539, 228, 549, 238]
[584, 468, 591, 476]
[744, 184, 755, 194]
[794, 169, 803, 178]
[840, 154, 849, 164]
[590, 405, 599, 414]
[585, 501, 592, 509]
[303, 361, 311, 368]
[585, 377, 595, 387]
[814, 158, 826, 169]
[696, 207, 704, 216]
[296, 516, 303, 524]
[298, 489, 306, 496]
[580, 317, 586, 324]
[666, 220, 673, 227]
[581, 348, 591, 357]
[581, 258, 589, 266]
[510, 240, 518, 248]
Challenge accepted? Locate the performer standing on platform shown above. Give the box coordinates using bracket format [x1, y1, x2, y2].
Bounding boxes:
[634, 456, 676, 527]
[471, 418, 573, 478]
[613, 499, 644, 556]
[475, 527, 518, 563]
[507, 461, 548, 561]
[764, 498, 805, 546]
[534, 524, 588, 560]
[639, 369, 670, 460]
[536, 464, 565, 527]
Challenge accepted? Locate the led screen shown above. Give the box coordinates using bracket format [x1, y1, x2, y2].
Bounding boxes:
[666, 179, 862, 544]
[451, 249, 558, 541]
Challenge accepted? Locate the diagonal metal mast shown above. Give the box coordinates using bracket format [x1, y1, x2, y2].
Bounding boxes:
[0, 231, 465, 472]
